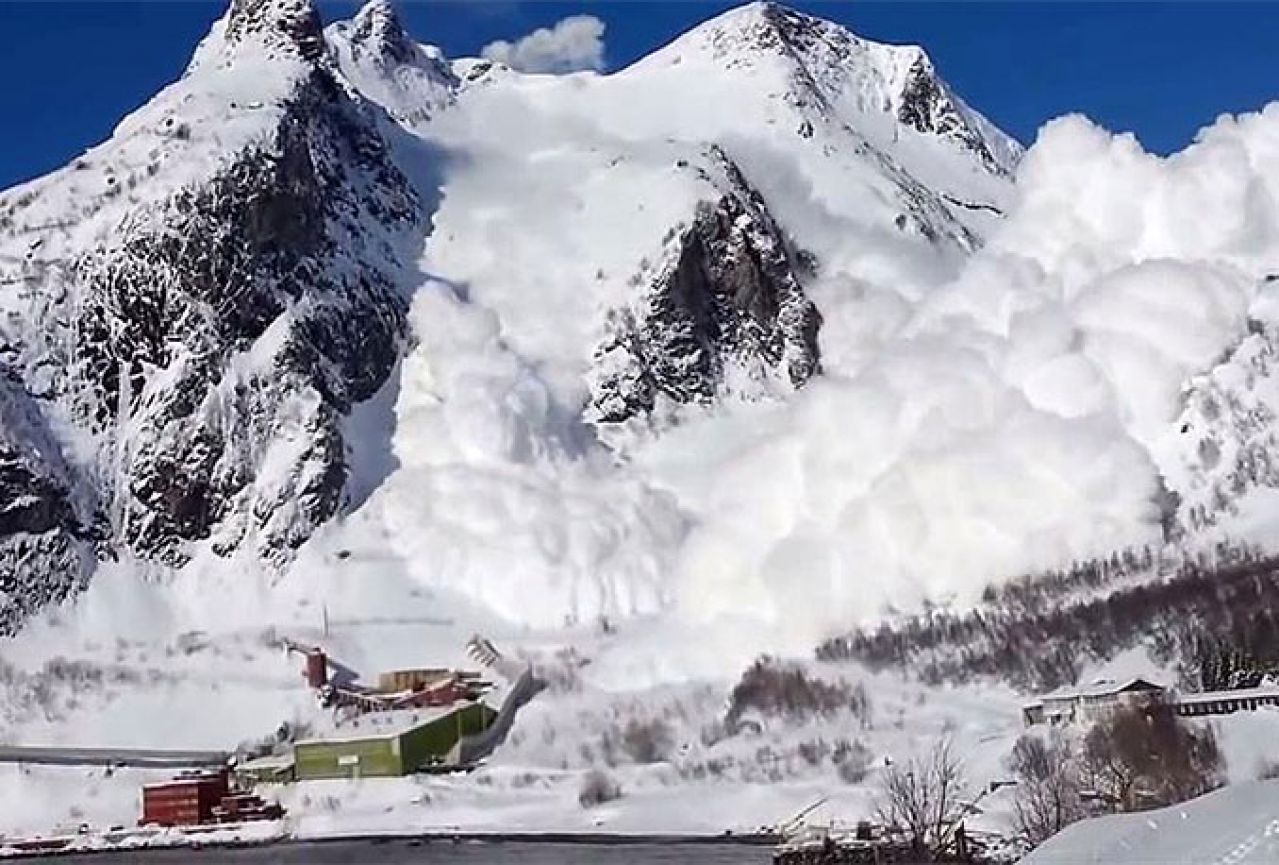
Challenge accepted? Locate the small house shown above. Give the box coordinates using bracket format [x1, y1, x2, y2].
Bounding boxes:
[1022, 677, 1166, 727]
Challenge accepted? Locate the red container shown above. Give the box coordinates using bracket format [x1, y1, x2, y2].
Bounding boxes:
[305, 651, 328, 688]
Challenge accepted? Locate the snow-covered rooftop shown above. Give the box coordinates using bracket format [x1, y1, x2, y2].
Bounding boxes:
[1027, 677, 1167, 706]
[298, 705, 471, 745]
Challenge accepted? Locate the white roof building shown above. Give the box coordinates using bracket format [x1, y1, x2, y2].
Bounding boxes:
[1022, 678, 1167, 727]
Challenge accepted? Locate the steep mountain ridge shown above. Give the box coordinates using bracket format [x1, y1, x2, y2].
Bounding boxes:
[587, 146, 822, 426]
[326, 0, 458, 129]
[646, 1, 1019, 176]
[0, 0, 426, 630]
[0, 0, 1054, 637]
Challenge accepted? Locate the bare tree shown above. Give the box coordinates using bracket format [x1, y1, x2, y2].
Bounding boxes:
[876, 735, 968, 860]
[1082, 706, 1149, 810]
[1083, 703, 1224, 811]
[578, 770, 622, 808]
[1008, 731, 1087, 844]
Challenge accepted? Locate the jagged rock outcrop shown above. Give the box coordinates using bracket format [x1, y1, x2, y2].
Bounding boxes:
[0, 372, 96, 634]
[676, 2, 1020, 177]
[224, 0, 326, 60]
[345, 0, 417, 65]
[588, 149, 821, 425]
[325, 0, 458, 129]
[0, 0, 424, 628]
[75, 75, 417, 565]
[895, 55, 1005, 174]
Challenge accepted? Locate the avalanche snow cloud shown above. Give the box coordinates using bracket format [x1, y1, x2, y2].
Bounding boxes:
[480, 15, 607, 74]
[6, 0, 1279, 665]
[367, 105, 1279, 652]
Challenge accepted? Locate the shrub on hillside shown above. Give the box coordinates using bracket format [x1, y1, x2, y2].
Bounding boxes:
[1082, 703, 1224, 811]
[578, 770, 622, 808]
[621, 717, 674, 764]
[727, 657, 870, 728]
[1007, 731, 1088, 845]
[834, 739, 874, 784]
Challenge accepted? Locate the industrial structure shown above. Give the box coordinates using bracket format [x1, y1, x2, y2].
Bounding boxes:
[292, 702, 496, 780]
[235, 636, 531, 784]
[140, 770, 283, 827]
[239, 700, 499, 783]
[283, 640, 493, 713]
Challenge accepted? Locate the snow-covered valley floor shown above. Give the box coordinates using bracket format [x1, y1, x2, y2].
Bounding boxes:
[8, 554, 1279, 847]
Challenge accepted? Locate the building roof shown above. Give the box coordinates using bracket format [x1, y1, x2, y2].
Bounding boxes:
[296, 704, 468, 746]
[1025, 677, 1166, 707]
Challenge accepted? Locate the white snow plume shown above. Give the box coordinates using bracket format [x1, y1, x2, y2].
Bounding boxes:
[658, 112, 1279, 647]
[481, 15, 605, 74]
[372, 281, 688, 629]
[366, 103, 1279, 662]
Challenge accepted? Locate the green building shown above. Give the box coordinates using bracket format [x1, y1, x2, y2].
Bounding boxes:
[291, 703, 496, 781]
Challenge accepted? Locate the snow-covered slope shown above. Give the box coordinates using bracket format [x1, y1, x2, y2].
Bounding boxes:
[8, 0, 1279, 647]
[307, 0, 1039, 637]
[325, 0, 457, 130]
[1022, 780, 1279, 865]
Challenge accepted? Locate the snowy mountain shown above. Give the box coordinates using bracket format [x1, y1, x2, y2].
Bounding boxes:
[2, 0, 1278, 650]
[8, 0, 1279, 845]
[0, 0, 1029, 634]
[0, 0, 425, 630]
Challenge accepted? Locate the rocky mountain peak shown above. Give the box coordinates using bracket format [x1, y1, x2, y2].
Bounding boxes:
[224, 0, 326, 61]
[652, 2, 1020, 176]
[684, 1, 851, 63]
[347, 0, 418, 65]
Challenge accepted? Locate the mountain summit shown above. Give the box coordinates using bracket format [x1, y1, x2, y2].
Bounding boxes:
[633, 2, 1020, 177]
[224, 0, 326, 59]
[0, 0, 1021, 631]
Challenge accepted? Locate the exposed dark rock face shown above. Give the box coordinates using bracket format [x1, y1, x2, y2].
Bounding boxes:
[0, 5, 423, 630]
[697, 2, 1015, 177]
[70, 70, 418, 566]
[225, 0, 326, 60]
[0, 373, 96, 635]
[325, 0, 458, 128]
[589, 149, 821, 425]
[896, 56, 1002, 173]
[346, 0, 418, 66]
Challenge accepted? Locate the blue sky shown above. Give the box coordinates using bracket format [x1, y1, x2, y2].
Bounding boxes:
[0, 2, 1277, 189]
